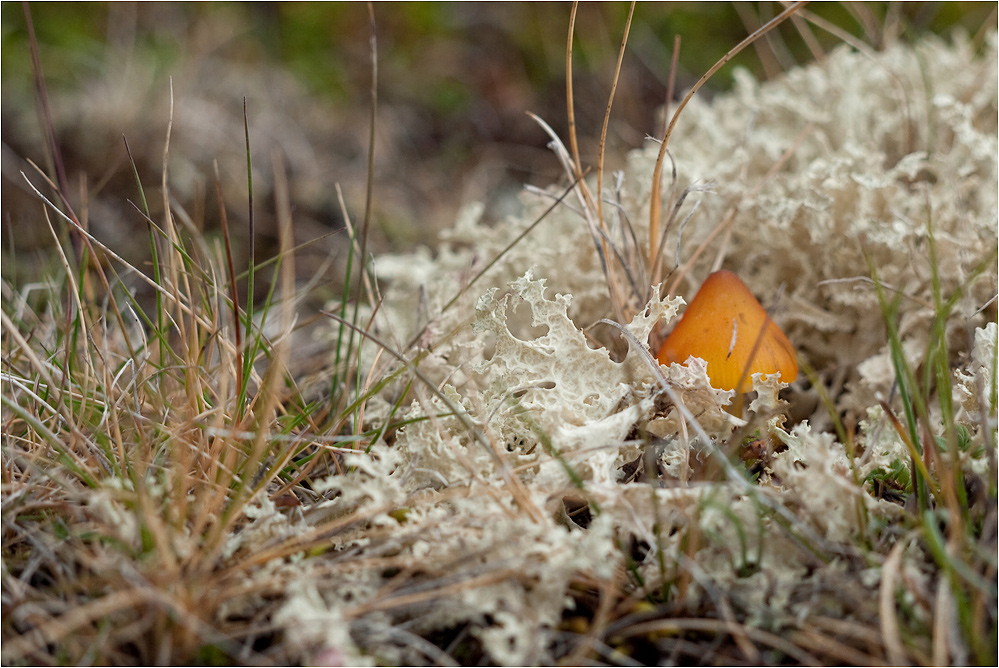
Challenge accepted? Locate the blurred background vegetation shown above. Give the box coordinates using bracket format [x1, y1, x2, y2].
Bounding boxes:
[2, 2, 995, 300]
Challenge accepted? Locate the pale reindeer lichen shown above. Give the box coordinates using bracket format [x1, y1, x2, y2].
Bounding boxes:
[282, 33, 998, 664]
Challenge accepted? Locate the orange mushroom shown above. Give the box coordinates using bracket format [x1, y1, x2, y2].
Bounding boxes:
[657, 270, 797, 393]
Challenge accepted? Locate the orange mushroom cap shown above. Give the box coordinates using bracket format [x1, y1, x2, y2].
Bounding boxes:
[657, 270, 797, 393]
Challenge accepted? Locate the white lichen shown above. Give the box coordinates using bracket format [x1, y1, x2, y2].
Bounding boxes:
[293, 33, 998, 665]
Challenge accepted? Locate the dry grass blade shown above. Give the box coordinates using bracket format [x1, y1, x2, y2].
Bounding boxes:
[880, 536, 912, 666]
[733, 2, 784, 79]
[561, 2, 639, 324]
[528, 111, 625, 318]
[21, 2, 81, 247]
[614, 617, 823, 666]
[213, 160, 245, 415]
[1, 589, 149, 663]
[790, 11, 826, 62]
[359, 2, 377, 301]
[648, 1, 807, 281]
[595, 1, 636, 263]
[933, 572, 955, 665]
[343, 567, 524, 618]
[788, 628, 886, 666]
[565, 2, 583, 186]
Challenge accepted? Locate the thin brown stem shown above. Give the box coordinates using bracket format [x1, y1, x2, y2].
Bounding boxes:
[649, 1, 808, 278]
[565, 2, 583, 180]
[213, 161, 244, 420]
[596, 1, 636, 238]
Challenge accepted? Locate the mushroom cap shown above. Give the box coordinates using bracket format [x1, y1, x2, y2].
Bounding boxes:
[657, 270, 797, 393]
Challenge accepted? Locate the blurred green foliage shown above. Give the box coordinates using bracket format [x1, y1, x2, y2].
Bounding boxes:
[5, 2, 995, 113]
[2, 1, 994, 265]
